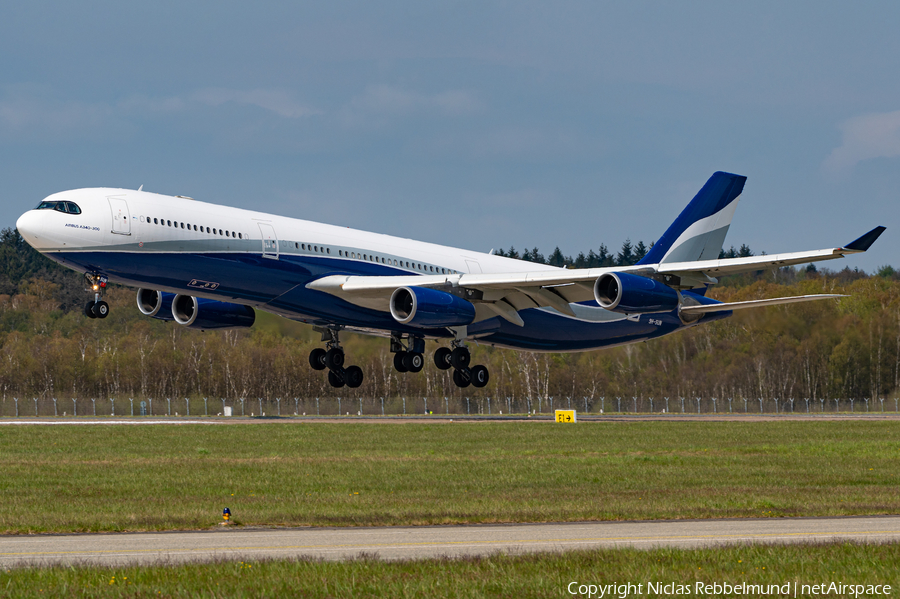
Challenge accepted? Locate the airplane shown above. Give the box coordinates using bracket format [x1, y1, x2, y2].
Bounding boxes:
[15, 171, 884, 390]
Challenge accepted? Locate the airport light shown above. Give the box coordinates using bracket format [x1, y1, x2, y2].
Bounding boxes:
[223, 507, 231, 523]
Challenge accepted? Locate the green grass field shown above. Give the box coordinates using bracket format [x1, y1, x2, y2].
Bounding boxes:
[1, 420, 898, 533]
[2, 542, 898, 598]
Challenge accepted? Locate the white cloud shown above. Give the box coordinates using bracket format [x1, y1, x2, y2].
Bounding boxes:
[190, 88, 320, 119]
[0, 86, 320, 144]
[340, 84, 482, 128]
[823, 110, 900, 173]
[0, 86, 112, 138]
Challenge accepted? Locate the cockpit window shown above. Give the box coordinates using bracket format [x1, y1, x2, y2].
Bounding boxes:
[35, 200, 82, 214]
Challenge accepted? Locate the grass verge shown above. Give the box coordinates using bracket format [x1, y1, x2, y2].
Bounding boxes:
[2, 542, 898, 598]
[0, 421, 898, 533]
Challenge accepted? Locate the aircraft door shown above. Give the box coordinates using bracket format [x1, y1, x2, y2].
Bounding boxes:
[108, 197, 131, 235]
[258, 223, 278, 259]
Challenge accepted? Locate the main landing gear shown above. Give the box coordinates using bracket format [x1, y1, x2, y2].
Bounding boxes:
[432, 343, 489, 389]
[391, 333, 489, 388]
[309, 327, 363, 389]
[83, 273, 109, 319]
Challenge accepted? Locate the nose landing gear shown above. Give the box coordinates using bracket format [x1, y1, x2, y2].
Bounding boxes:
[83, 274, 109, 319]
[310, 327, 364, 389]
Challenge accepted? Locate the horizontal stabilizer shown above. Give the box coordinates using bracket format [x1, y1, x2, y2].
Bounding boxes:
[844, 226, 886, 252]
[679, 294, 846, 314]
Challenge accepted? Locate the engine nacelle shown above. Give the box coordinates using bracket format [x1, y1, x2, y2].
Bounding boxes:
[136, 289, 176, 321]
[390, 286, 476, 328]
[171, 294, 256, 330]
[594, 272, 679, 314]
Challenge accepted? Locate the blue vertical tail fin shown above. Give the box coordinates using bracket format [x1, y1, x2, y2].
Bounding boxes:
[638, 171, 746, 265]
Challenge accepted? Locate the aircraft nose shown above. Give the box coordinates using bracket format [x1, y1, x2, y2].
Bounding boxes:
[16, 210, 43, 248]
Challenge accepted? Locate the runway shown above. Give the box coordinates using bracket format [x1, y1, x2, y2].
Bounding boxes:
[2, 516, 899, 568]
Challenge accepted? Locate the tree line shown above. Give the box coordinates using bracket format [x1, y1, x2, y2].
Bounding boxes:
[0, 228, 898, 415]
[495, 240, 755, 268]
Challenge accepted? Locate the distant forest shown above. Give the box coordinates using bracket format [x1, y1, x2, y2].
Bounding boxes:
[0, 227, 898, 414]
[494, 239, 755, 268]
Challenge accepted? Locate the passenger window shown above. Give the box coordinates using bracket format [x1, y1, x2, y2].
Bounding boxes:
[181, 223, 185, 229]
[167, 220, 171, 226]
[327, 248, 330, 254]
[226, 230, 230, 237]
[220, 229, 224, 235]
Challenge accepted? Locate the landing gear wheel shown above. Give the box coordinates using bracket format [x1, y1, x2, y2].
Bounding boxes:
[325, 348, 345, 370]
[84, 301, 97, 319]
[450, 347, 470, 370]
[393, 351, 409, 373]
[452, 368, 471, 388]
[434, 347, 452, 370]
[470, 365, 490, 388]
[403, 352, 424, 373]
[327, 370, 345, 388]
[344, 365, 364, 388]
[309, 348, 327, 371]
[92, 301, 109, 319]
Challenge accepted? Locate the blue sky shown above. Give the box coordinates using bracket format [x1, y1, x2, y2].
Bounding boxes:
[2, 2, 898, 271]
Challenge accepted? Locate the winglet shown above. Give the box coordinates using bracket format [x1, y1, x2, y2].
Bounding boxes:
[843, 226, 886, 252]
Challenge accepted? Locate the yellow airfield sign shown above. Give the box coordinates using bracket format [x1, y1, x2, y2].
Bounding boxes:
[555, 410, 576, 423]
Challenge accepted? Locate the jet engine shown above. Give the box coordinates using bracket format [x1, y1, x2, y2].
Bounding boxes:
[171, 294, 256, 330]
[594, 272, 679, 314]
[389, 286, 476, 328]
[136, 289, 176, 321]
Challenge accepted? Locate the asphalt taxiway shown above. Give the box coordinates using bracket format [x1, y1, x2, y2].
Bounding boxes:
[2, 516, 899, 567]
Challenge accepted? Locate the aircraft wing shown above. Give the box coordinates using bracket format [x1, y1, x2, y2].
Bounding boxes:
[307, 227, 885, 326]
